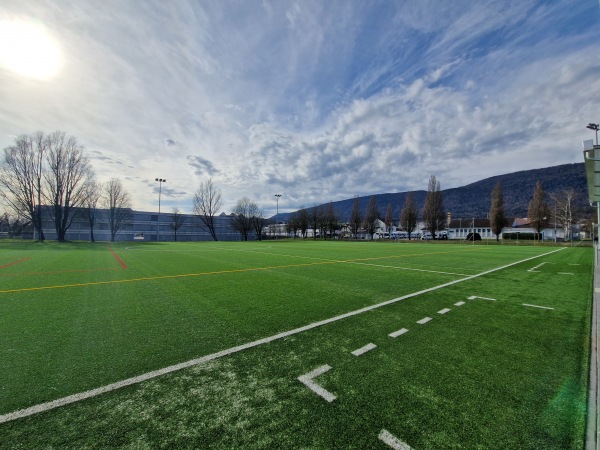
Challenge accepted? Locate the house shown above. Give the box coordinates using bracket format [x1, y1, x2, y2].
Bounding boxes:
[446, 216, 574, 241]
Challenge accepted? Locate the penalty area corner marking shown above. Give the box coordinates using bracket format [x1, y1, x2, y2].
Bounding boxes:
[297, 365, 336, 402]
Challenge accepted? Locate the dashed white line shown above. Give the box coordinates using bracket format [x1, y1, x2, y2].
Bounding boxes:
[523, 303, 554, 310]
[389, 328, 409, 338]
[417, 317, 432, 325]
[437, 308, 451, 315]
[298, 365, 336, 403]
[378, 429, 413, 450]
[468, 295, 497, 301]
[351, 343, 377, 356]
[558, 272, 574, 275]
[454, 301, 465, 306]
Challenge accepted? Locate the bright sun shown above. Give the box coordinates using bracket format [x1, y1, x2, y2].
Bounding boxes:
[0, 19, 62, 80]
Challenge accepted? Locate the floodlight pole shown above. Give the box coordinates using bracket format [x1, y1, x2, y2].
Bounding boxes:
[155, 178, 166, 242]
[274, 194, 281, 239]
[588, 123, 600, 145]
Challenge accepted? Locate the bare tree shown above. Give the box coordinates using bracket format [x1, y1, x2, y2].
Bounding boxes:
[350, 196, 362, 238]
[527, 181, 549, 242]
[287, 211, 298, 239]
[103, 178, 132, 242]
[385, 203, 393, 239]
[298, 207, 309, 239]
[0, 211, 28, 238]
[0, 132, 47, 240]
[422, 175, 445, 239]
[325, 201, 339, 239]
[364, 196, 379, 239]
[82, 181, 101, 242]
[249, 203, 265, 241]
[309, 204, 323, 240]
[489, 181, 506, 242]
[550, 188, 578, 241]
[400, 192, 418, 240]
[170, 207, 186, 241]
[44, 132, 95, 241]
[193, 179, 223, 241]
[231, 197, 254, 241]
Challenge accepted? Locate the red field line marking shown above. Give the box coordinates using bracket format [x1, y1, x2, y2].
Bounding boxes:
[0, 257, 30, 269]
[105, 243, 127, 269]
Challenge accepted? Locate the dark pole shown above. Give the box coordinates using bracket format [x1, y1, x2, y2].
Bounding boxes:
[274, 194, 281, 239]
[588, 123, 599, 145]
[155, 178, 166, 242]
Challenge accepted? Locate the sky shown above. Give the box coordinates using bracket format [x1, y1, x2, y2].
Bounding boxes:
[1, 1, 599, 217]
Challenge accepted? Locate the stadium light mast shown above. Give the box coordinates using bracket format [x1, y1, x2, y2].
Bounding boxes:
[588, 123, 599, 145]
[274, 193, 281, 238]
[156, 178, 166, 242]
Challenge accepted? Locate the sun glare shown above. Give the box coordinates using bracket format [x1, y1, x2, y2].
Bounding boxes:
[0, 19, 62, 80]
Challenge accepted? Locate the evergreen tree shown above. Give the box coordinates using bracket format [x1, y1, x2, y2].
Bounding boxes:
[489, 181, 505, 242]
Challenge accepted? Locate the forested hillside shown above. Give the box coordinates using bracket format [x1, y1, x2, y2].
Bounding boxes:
[277, 163, 589, 222]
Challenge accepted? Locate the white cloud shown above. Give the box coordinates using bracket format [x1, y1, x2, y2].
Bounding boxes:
[0, 0, 598, 217]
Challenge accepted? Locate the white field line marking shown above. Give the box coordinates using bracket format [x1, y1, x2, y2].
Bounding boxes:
[438, 308, 451, 315]
[454, 301, 465, 306]
[417, 317, 432, 324]
[558, 272, 574, 275]
[379, 429, 413, 450]
[523, 303, 555, 310]
[0, 247, 566, 424]
[389, 328, 409, 338]
[297, 365, 336, 402]
[343, 261, 471, 277]
[351, 343, 377, 356]
[468, 295, 497, 301]
[528, 262, 548, 272]
[568, 263, 581, 266]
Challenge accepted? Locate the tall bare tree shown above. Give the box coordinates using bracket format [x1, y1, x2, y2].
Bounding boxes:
[44, 131, 95, 241]
[0, 132, 47, 240]
[170, 207, 186, 241]
[193, 179, 223, 241]
[422, 175, 445, 239]
[103, 178, 132, 242]
[82, 181, 101, 242]
[249, 203, 265, 241]
[550, 188, 578, 241]
[489, 181, 506, 242]
[325, 201, 339, 239]
[527, 181, 549, 242]
[231, 197, 254, 241]
[350, 196, 362, 238]
[385, 203, 393, 239]
[400, 192, 418, 240]
[309, 204, 323, 239]
[298, 207, 309, 238]
[364, 196, 379, 239]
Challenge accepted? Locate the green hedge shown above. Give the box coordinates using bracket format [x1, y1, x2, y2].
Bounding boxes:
[502, 232, 540, 240]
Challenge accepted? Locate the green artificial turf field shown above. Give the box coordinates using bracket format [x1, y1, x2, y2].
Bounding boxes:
[0, 240, 593, 448]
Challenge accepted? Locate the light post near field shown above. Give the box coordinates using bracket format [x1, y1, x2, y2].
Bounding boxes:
[588, 123, 599, 145]
[155, 178, 166, 242]
[274, 193, 281, 239]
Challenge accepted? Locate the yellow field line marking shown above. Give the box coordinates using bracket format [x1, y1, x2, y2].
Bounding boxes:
[0, 248, 486, 294]
[0, 260, 349, 293]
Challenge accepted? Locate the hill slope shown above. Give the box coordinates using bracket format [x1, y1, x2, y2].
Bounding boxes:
[277, 163, 588, 222]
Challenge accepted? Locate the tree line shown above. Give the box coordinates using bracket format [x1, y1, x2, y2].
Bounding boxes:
[1, 131, 584, 243]
[0, 131, 267, 242]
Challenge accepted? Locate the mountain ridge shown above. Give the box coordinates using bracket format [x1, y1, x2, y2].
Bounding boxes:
[275, 163, 588, 222]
